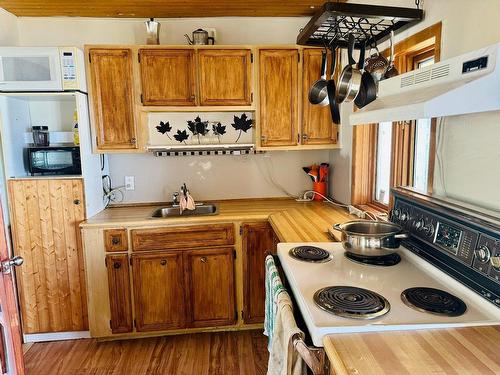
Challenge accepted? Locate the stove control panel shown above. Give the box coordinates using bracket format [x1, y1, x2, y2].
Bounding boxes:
[392, 190, 500, 307]
[393, 200, 479, 266]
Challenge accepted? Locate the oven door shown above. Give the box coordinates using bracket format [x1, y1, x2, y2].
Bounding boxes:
[28, 148, 81, 175]
[0, 47, 62, 92]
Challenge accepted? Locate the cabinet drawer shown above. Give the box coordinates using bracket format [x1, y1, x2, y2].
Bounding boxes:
[104, 229, 128, 252]
[131, 223, 235, 251]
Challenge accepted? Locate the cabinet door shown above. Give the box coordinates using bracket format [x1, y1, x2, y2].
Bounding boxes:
[241, 222, 278, 324]
[8, 179, 87, 333]
[302, 49, 338, 145]
[259, 49, 299, 147]
[198, 49, 252, 106]
[132, 252, 185, 331]
[184, 248, 235, 328]
[88, 48, 137, 150]
[105, 254, 133, 333]
[139, 49, 196, 106]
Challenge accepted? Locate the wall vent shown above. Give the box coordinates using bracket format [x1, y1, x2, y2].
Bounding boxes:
[431, 64, 451, 80]
[400, 75, 414, 88]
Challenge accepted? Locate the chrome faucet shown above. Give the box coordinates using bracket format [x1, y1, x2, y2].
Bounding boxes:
[172, 192, 180, 206]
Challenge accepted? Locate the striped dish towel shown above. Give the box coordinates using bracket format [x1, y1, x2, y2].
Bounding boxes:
[264, 255, 286, 351]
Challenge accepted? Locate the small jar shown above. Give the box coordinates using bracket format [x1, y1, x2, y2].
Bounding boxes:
[32, 126, 49, 146]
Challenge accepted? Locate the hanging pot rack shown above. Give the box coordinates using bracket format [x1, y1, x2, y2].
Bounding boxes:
[297, 2, 424, 49]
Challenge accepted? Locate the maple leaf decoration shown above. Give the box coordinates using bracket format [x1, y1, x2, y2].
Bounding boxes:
[212, 122, 227, 143]
[173, 129, 189, 144]
[187, 116, 209, 144]
[231, 113, 253, 142]
[156, 121, 172, 139]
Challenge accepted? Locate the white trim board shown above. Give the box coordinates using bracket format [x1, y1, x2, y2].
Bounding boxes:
[24, 331, 90, 343]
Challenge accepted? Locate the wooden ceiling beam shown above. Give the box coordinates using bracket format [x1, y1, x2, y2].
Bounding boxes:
[0, 0, 347, 18]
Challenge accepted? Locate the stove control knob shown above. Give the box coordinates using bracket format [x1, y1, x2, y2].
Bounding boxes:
[391, 208, 401, 220]
[490, 253, 500, 270]
[414, 218, 425, 230]
[474, 245, 491, 264]
[400, 211, 410, 223]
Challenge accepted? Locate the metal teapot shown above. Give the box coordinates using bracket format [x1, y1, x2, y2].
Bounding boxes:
[184, 29, 215, 45]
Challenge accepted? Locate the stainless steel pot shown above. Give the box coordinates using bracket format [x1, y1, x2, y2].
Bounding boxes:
[333, 220, 409, 256]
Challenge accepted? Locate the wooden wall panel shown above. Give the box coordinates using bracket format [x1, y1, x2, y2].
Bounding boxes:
[8, 179, 88, 334]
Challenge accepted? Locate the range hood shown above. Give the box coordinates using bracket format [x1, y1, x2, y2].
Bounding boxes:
[350, 43, 500, 125]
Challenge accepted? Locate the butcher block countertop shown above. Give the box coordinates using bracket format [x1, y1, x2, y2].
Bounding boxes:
[81, 198, 355, 242]
[323, 326, 500, 375]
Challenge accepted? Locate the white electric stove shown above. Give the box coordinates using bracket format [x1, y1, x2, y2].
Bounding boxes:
[277, 188, 500, 347]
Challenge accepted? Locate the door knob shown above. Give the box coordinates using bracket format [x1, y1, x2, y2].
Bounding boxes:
[2, 256, 24, 274]
[73, 199, 80, 205]
[200, 257, 208, 263]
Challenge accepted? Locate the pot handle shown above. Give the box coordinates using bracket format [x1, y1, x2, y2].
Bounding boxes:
[333, 223, 342, 231]
[394, 232, 410, 239]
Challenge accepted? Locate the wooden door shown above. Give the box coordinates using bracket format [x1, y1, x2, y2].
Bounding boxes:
[88, 48, 137, 150]
[302, 49, 338, 145]
[198, 49, 252, 106]
[8, 179, 87, 334]
[105, 254, 132, 333]
[184, 247, 235, 328]
[241, 222, 278, 324]
[0, 200, 24, 374]
[139, 49, 196, 106]
[132, 252, 186, 331]
[259, 49, 299, 147]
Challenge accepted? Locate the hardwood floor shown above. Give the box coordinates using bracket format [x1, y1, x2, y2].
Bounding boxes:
[24, 330, 269, 374]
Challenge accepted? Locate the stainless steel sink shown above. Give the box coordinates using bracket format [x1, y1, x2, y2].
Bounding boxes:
[151, 203, 218, 218]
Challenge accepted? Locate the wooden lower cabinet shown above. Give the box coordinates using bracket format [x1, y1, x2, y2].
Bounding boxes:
[132, 252, 186, 332]
[184, 247, 236, 328]
[8, 178, 88, 334]
[106, 254, 133, 333]
[241, 222, 278, 324]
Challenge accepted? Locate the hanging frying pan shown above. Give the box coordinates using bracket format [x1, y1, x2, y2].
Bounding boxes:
[308, 48, 329, 106]
[355, 40, 378, 109]
[327, 43, 340, 124]
[336, 34, 362, 103]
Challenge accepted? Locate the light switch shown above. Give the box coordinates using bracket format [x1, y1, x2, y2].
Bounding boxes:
[125, 176, 135, 191]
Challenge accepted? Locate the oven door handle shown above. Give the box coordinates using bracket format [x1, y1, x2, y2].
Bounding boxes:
[292, 333, 328, 375]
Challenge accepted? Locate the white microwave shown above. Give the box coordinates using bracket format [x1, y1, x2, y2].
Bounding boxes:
[0, 47, 86, 92]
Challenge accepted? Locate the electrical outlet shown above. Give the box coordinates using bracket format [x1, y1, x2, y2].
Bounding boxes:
[125, 176, 135, 191]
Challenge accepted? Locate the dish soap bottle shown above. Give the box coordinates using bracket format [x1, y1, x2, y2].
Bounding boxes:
[73, 110, 79, 145]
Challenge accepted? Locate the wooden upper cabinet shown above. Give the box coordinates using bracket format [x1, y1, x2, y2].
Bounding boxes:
[241, 222, 278, 324]
[88, 48, 138, 150]
[198, 49, 252, 106]
[8, 179, 88, 334]
[132, 252, 186, 332]
[139, 49, 196, 106]
[259, 49, 299, 147]
[184, 248, 235, 328]
[302, 49, 338, 145]
[106, 254, 133, 333]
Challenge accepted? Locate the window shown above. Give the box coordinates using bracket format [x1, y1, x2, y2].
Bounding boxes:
[374, 122, 393, 205]
[351, 23, 441, 210]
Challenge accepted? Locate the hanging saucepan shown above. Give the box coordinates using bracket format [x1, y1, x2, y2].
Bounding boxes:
[308, 49, 329, 106]
[364, 40, 389, 83]
[336, 34, 362, 103]
[327, 42, 340, 124]
[384, 30, 399, 79]
[354, 40, 378, 109]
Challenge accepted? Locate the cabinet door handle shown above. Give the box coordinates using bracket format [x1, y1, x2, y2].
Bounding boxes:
[190, 95, 196, 101]
[113, 261, 121, 269]
[111, 237, 120, 245]
[200, 257, 208, 263]
[73, 199, 81, 205]
[160, 259, 167, 266]
[131, 137, 137, 144]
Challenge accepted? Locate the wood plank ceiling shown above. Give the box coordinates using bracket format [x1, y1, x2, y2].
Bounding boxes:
[0, 0, 344, 18]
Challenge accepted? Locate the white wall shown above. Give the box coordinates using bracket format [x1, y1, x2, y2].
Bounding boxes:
[0, 8, 18, 46]
[12, 15, 331, 203]
[331, 0, 500, 212]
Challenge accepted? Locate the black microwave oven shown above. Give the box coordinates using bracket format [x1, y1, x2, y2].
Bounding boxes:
[25, 145, 81, 176]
